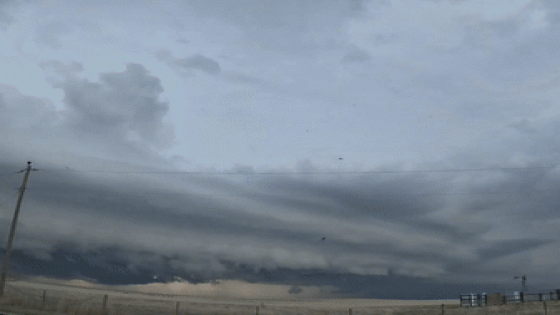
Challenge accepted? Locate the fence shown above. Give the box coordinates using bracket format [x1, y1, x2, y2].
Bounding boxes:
[461, 289, 560, 307]
[459, 294, 488, 307]
[0, 283, 265, 315]
[0, 284, 456, 315]
[504, 290, 560, 303]
[5, 282, 560, 315]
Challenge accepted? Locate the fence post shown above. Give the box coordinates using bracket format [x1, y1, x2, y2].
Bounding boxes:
[520, 292, 524, 303]
[255, 305, 259, 315]
[557, 289, 560, 301]
[502, 295, 507, 305]
[176, 301, 180, 315]
[42, 290, 46, 309]
[102, 294, 108, 314]
[544, 301, 547, 315]
[539, 293, 543, 301]
[349, 307, 352, 315]
[441, 303, 444, 315]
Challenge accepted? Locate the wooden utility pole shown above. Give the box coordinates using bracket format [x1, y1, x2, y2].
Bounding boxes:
[514, 275, 527, 293]
[0, 161, 34, 297]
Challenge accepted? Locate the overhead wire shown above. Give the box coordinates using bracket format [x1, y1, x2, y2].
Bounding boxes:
[32, 165, 558, 175]
[19, 185, 560, 197]
[0, 171, 21, 176]
[2, 164, 559, 197]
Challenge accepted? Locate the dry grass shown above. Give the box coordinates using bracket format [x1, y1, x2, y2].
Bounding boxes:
[1, 279, 559, 315]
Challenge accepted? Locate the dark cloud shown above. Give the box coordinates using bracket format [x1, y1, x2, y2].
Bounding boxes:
[348, 0, 365, 12]
[0, 84, 59, 130]
[223, 72, 264, 85]
[341, 47, 371, 64]
[156, 49, 221, 75]
[183, 0, 373, 55]
[371, 33, 397, 45]
[0, 62, 177, 181]
[2, 150, 560, 297]
[3, 0, 560, 299]
[40, 60, 84, 75]
[0, 0, 15, 30]
[477, 239, 554, 261]
[5, 245, 506, 299]
[508, 119, 538, 134]
[540, 0, 560, 23]
[40, 62, 175, 149]
[451, 3, 560, 90]
[176, 54, 221, 75]
[34, 21, 73, 49]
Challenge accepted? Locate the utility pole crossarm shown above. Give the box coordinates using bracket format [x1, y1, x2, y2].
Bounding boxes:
[0, 161, 34, 297]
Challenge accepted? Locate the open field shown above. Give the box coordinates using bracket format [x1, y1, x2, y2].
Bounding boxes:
[1, 277, 559, 315]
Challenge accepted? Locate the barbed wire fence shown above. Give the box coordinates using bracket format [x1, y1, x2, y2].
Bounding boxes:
[2, 282, 560, 315]
[0, 282, 263, 315]
[1, 282, 105, 314]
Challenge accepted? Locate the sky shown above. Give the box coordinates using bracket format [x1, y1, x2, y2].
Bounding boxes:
[1, 0, 560, 299]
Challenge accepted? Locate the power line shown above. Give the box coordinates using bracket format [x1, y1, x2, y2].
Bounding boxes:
[1, 165, 557, 199]
[0, 172, 21, 176]
[35, 165, 557, 175]
[20, 186, 560, 197]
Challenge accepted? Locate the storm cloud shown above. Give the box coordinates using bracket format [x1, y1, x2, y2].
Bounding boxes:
[341, 47, 371, 64]
[41, 61, 174, 150]
[2, 0, 560, 299]
[156, 49, 221, 75]
[0, 0, 14, 30]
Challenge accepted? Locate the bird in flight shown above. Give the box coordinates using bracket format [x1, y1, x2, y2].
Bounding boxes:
[321, 237, 326, 241]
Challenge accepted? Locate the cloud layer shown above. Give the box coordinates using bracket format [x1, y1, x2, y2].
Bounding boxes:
[1, 0, 560, 299]
[156, 50, 221, 76]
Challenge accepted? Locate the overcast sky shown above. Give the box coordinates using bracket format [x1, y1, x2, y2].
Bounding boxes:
[1, 0, 560, 299]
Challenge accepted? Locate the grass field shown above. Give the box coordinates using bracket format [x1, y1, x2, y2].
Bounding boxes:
[0, 277, 558, 315]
